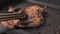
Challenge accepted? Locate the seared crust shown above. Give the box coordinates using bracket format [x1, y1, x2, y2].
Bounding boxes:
[25, 5, 44, 27]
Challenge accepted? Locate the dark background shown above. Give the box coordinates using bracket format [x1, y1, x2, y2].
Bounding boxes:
[0, 0, 25, 8]
[37, 0, 60, 5]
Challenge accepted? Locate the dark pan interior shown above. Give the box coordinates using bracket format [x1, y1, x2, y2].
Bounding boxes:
[37, 0, 60, 6]
[0, 0, 25, 8]
[0, 0, 60, 34]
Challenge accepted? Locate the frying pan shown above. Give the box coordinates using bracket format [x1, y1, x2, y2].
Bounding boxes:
[0, 0, 60, 34]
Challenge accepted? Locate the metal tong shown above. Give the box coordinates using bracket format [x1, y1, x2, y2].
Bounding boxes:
[0, 10, 26, 20]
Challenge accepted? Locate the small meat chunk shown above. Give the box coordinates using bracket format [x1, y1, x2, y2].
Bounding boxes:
[8, 7, 14, 12]
[1, 19, 20, 28]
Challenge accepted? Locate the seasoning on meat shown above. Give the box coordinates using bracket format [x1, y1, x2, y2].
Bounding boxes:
[1, 5, 45, 28]
[25, 5, 44, 27]
[1, 19, 20, 28]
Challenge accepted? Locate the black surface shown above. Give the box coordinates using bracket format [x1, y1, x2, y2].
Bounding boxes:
[37, 0, 60, 5]
[0, 0, 13, 8]
[0, 0, 25, 8]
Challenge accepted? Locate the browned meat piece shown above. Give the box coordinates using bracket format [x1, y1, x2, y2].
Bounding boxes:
[1, 19, 20, 28]
[25, 5, 44, 27]
[1, 5, 45, 28]
[8, 7, 14, 12]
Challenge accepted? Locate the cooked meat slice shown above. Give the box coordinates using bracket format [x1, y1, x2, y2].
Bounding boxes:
[1, 19, 20, 28]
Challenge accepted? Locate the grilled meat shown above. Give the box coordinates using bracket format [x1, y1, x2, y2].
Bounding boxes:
[1, 5, 45, 28]
[25, 5, 44, 27]
[1, 19, 20, 28]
